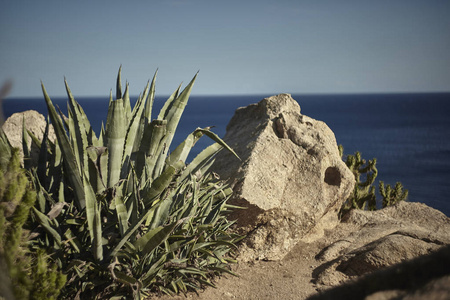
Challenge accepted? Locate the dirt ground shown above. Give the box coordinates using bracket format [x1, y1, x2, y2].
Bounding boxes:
[155, 239, 328, 300]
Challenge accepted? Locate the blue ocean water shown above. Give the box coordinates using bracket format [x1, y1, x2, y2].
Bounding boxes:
[3, 93, 450, 216]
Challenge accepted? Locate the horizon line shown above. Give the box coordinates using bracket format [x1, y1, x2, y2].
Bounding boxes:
[4, 90, 450, 100]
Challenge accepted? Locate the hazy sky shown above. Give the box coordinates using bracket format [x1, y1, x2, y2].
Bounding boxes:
[1, 0, 450, 97]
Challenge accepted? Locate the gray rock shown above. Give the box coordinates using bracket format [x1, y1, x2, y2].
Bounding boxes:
[212, 94, 355, 261]
[313, 202, 450, 289]
[309, 243, 450, 300]
[2, 110, 55, 167]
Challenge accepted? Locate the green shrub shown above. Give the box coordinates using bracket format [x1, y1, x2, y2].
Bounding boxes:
[339, 145, 408, 215]
[0, 133, 66, 300]
[24, 68, 242, 299]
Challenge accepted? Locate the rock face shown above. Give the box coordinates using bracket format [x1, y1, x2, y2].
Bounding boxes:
[2, 110, 55, 167]
[312, 201, 450, 292]
[212, 94, 355, 261]
[309, 243, 450, 300]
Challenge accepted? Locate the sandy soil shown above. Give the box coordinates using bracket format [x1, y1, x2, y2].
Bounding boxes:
[156, 240, 327, 300]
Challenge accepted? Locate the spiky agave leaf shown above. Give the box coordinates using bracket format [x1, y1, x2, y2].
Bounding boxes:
[121, 85, 149, 180]
[41, 82, 86, 210]
[86, 146, 108, 194]
[157, 84, 181, 121]
[122, 82, 132, 123]
[116, 65, 122, 100]
[105, 98, 127, 188]
[108, 199, 164, 258]
[66, 79, 102, 165]
[145, 69, 158, 121]
[167, 127, 240, 168]
[0, 129, 12, 170]
[134, 218, 184, 255]
[152, 73, 198, 179]
[22, 116, 32, 170]
[142, 160, 185, 209]
[180, 143, 223, 182]
[36, 118, 50, 186]
[83, 171, 103, 261]
[113, 179, 128, 236]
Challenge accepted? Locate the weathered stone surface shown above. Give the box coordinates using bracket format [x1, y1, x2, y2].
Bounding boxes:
[309, 243, 450, 300]
[212, 94, 355, 261]
[312, 202, 450, 289]
[2, 110, 55, 167]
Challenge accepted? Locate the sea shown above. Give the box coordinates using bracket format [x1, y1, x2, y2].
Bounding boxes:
[3, 93, 450, 216]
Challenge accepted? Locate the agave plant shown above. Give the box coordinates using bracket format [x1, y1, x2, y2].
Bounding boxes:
[24, 68, 242, 298]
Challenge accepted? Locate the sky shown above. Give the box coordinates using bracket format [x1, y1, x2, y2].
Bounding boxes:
[1, 0, 450, 98]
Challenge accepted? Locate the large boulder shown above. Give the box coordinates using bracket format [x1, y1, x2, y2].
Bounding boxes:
[2, 110, 55, 167]
[212, 94, 355, 261]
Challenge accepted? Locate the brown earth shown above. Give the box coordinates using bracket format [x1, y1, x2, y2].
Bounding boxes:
[155, 235, 330, 300]
[155, 202, 450, 300]
[155, 236, 450, 300]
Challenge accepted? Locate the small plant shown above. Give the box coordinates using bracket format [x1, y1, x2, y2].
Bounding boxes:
[379, 181, 408, 208]
[0, 132, 66, 300]
[339, 145, 408, 215]
[22, 67, 242, 299]
[339, 145, 378, 212]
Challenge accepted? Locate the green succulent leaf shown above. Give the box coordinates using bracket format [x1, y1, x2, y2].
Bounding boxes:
[108, 200, 162, 258]
[153, 73, 198, 177]
[157, 84, 181, 121]
[121, 83, 149, 179]
[116, 65, 122, 99]
[143, 160, 184, 208]
[41, 82, 86, 210]
[31, 207, 62, 247]
[180, 143, 223, 182]
[0, 129, 12, 169]
[36, 119, 50, 185]
[83, 172, 103, 261]
[113, 180, 129, 236]
[144, 69, 158, 121]
[66, 79, 92, 173]
[105, 98, 127, 187]
[123, 82, 132, 123]
[134, 219, 183, 255]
